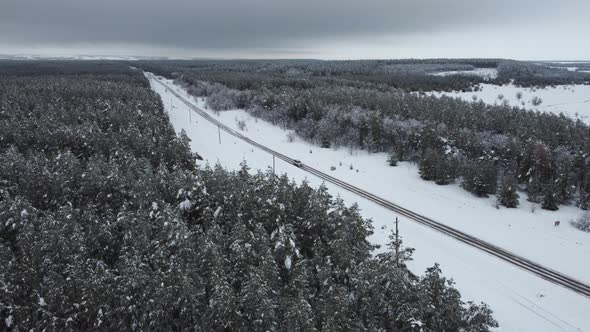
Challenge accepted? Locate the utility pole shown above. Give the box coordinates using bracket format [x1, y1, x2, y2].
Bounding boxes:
[273, 155, 275, 175]
[218, 124, 221, 144]
[395, 217, 399, 266]
[188, 107, 191, 123]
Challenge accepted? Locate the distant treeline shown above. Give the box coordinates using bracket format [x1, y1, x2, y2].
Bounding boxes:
[136, 59, 590, 211]
[497, 61, 590, 86]
[0, 61, 496, 331]
[138, 58, 589, 92]
[0, 60, 135, 77]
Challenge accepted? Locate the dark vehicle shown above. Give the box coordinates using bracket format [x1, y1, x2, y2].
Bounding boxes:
[293, 159, 303, 168]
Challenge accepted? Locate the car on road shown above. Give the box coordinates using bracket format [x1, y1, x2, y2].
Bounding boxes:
[293, 159, 303, 167]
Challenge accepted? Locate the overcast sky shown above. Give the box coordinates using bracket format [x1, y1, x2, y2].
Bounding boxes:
[1, 0, 589, 60]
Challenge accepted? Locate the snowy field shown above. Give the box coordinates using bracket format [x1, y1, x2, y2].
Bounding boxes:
[430, 68, 498, 79]
[425, 83, 590, 123]
[547, 66, 579, 72]
[551, 62, 590, 65]
[147, 73, 590, 331]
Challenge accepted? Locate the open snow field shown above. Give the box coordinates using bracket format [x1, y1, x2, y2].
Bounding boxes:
[147, 73, 590, 331]
[430, 68, 498, 79]
[425, 83, 590, 123]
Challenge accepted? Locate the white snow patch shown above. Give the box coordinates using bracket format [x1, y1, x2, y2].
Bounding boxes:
[551, 61, 590, 65]
[178, 199, 192, 211]
[424, 83, 590, 123]
[213, 206, 223, 218]
[430, 68, 498, 79]
[4, 315, 13, 327]
[547, 66, 579, 72]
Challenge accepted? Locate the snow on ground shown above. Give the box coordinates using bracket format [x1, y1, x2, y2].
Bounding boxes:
[147, 73, 590, 332]
[430, 68, 498, 79]
[547, 66, 579, 72]
[425, 83, 590, 123]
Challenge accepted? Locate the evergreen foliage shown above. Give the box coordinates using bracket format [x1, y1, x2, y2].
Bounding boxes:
[137, 59, 590, 211]
[462, 160, 497, 197]
[497, 174, 520, 208]
[571, 213, 590, 232]
[0, 62, 497, 331]
[387, 152, 398, 166]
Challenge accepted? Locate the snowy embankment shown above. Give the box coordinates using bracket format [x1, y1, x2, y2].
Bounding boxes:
[146, 73, 590, 332]
[425, 83, 590, 123]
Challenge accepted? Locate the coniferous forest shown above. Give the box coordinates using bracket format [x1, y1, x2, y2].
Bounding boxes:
[0, 61, 497, 331]
[137, 59, 590, 211]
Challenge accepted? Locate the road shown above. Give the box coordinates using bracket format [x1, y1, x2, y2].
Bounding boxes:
[148, 73, 590, 299]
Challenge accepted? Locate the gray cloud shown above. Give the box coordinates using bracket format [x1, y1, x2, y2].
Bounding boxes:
[0, 0, 589, 59]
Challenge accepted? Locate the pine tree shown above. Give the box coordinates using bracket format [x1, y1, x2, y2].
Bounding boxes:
[434, 156, 455, 185]
[461, 302, 499, 331]
[420, 148, 453, 183]
[542, 184, 559, 211]
[578, 170, 590, 210]
[419, 149, 438, 181]
[387, 227, 415, 267]
[387, 152, 398, 166]
[497, 174, 519, 208]
[239, 270, 277, 331]
[417, 264, 465, 331]
[526, 175, 543, 203]
[462, 160, 497, 197]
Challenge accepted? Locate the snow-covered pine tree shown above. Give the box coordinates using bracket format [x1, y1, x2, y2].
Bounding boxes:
[578, 169, 590, 209]
[542, 183, 559, 211]
[387, 152, 399, 166]
[497, 174, 520, 208]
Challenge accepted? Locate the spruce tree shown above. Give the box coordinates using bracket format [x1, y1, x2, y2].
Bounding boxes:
[419, 149, 437, 181]
[497, 175, 520, 208]
[578, 170, 590, 210]
[387, 152, 398, 166]
[462, 160, 496, 197]
[434, 156, 454, 185]
[542, 184, 559, 211]
[526, 175, 543, 203]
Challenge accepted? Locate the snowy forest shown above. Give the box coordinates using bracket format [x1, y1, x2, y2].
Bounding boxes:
[0, 61, 497, 331]
[136, 59, 590, 211]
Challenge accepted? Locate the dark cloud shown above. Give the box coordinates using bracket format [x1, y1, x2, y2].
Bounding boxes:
[0, 0, 589, 58]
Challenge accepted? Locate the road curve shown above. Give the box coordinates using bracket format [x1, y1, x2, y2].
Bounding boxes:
[148, 73, 590, 299]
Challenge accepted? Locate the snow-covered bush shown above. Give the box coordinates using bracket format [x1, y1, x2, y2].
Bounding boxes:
[286, 132, 295, 142]
[236, 118, 247, 131]
[387, 153, 398, 166]
[572, 213, 590, 232]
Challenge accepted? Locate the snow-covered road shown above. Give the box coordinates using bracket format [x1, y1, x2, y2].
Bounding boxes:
[146, 72, 590, 331]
